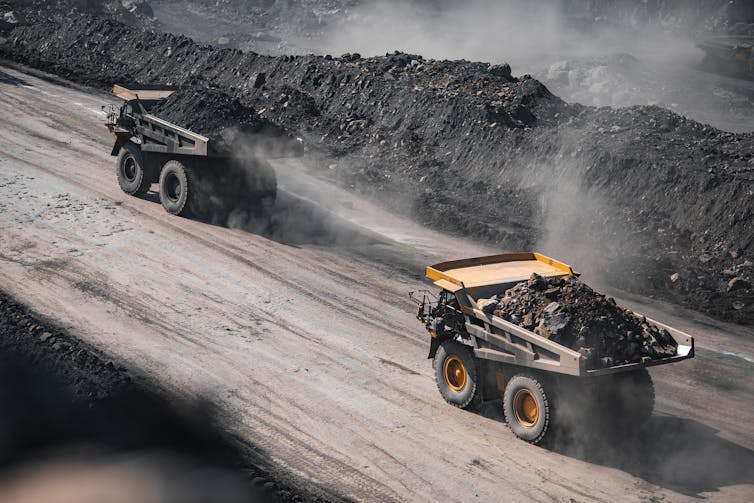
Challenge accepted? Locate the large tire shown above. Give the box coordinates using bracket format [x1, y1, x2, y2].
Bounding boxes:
[116, 142, 151, 196]
[433, 339, 479, 409]
[159, 160, 195, 216]
[503, 373, 552, 444]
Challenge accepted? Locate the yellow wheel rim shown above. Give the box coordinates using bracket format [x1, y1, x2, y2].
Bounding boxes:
[513, 389, 539, 428]
[443, 355, 467, 392]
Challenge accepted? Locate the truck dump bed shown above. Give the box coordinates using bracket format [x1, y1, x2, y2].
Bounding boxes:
[112, 84, 176, 102]
[423, 252, 694, 376]
[107, 84, 210, 157]
[427, 252, 574, 292]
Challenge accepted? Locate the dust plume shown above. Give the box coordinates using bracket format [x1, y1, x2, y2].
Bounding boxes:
[188, 134, 388, 250]
[319, 0, 702, 69]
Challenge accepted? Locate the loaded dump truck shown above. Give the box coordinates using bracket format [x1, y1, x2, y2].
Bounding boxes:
[105, 84, 278, 217]
[411, 252, 694, 444]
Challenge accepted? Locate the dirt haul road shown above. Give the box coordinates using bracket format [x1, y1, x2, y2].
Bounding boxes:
[1, 64, 754, 502]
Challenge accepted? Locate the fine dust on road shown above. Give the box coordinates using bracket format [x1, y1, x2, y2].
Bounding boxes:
[1, 64, 753, 502]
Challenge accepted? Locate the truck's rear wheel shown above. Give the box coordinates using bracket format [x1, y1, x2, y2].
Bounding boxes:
[116, 142, 151, 196]
[159, 160, 194, 216]
[433, 340, 479, 409]
[503, 374, 551, 444]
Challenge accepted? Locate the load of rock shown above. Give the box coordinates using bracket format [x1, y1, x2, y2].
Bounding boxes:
[150, 88, 267, 138]
[149, 87, 302, 156]
[477, 273, 678, 369]
[149, 88, 287, 154]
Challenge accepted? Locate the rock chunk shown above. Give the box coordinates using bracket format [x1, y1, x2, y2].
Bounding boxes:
[728, 277, 752, 292]
[477, 297, 499, 314]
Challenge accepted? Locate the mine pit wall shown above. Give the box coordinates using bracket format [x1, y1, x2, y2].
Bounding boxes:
[1, 13, 752, 324]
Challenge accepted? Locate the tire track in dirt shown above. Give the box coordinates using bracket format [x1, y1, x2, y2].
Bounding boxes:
[0, 145, 420, 347]
[0, 152, 436, 499]
[0, 226, 410, 501]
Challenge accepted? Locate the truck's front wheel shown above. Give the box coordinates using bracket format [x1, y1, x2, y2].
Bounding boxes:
[503, 374, 551, 444]
[116, 142, 151, 196]
[159, 160, 194, 217]
[434, 340, 479, 409]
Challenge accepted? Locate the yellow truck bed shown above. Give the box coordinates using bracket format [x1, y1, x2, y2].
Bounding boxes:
[112, 84, 176, 101]
[426, 252, 575, 293]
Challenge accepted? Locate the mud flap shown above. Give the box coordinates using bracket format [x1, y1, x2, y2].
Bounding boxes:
[428, 336, 442, 359]
[110, 134, 128, 156]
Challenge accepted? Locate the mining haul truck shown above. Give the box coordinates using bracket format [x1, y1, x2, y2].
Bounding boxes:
[105, 84, 277, 217]
[698, 37, 754, 80]
[411, 252, 694, 444]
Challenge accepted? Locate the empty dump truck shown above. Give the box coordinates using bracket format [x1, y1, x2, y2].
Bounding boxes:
[105, 84, 277, 217]
[411, 252, 694, 444]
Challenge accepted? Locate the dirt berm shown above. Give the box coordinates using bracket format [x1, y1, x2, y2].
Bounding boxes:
[1, 8, 752, 325]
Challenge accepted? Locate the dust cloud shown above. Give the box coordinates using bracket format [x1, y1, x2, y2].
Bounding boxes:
[543, 379, 754, 498]
[320, 1, 699, 69]
[188, 135, 386, 250]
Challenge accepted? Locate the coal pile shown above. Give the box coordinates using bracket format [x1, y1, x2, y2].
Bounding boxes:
[149, 87, 297, 155]
[478, 273, 678, 369]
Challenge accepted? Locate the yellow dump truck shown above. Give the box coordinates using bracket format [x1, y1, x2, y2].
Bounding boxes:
[411, 252, 694, 444]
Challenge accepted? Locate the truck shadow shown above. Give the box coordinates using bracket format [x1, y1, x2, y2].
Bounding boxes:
[477, 399, 754, 497]
[252, 189, 389, 248]
[560, 414, 754, 497]
[0, 69, 31, 87]
[145, 186, 388, 249]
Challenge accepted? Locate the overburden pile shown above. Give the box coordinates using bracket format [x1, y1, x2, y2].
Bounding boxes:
[1, 6, 752, 324]
[0, 0, 155, 28]
[478, 273, 678, 369]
